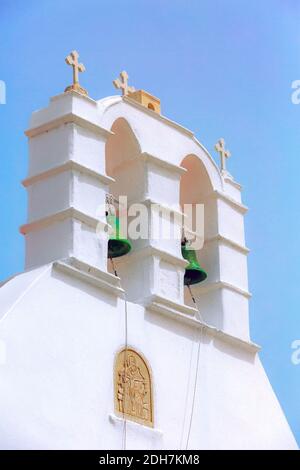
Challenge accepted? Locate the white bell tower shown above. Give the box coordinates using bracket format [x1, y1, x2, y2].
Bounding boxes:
[0, 55, 297, 450]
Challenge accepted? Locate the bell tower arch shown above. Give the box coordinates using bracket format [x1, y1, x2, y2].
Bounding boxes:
[104, 113, 190, 314]
[99, 96, 251, 339]
[180, 152, 251, 340]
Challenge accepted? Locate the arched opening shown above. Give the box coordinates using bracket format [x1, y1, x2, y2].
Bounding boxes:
[180, 154, 218, 307]
[114, 348, 154, 427]
[147, 102, 155, 111]
[105, 118, 141, 274]
[106, 118, 141, 178]
[181, 154, 213, 203]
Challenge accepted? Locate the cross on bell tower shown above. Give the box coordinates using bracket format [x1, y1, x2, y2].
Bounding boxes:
[64, 50, 88, 96]
[113, 70, 135, 96]
[215, 138, 231, 173]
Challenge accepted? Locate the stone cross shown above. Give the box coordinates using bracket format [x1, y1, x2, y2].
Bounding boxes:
[113, 71, 135, 96]
[215, 138, 231, 172]
[65, 50, 88, 96]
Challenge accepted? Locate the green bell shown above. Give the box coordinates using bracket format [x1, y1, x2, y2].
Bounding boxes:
[107, 213, 132, 258]
[181, 242, 207, 286]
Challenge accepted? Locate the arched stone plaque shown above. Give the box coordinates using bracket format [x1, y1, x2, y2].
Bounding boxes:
[114, 348, 153, 427]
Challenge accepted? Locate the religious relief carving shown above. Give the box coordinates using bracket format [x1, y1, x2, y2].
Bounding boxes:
[114, 348, 153, 427]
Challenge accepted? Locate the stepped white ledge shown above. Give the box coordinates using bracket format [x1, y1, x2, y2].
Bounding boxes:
[141, 152, 187, 175]
[193, 280, 251, 299]
[20, 207, 106, 235]
[199, 319, 260, 354]
[211, 190, 248, 214]
[22, 160, 115, 188]
[223, 175, 242, 191]
[110, 152, 186, 196]
[29, 90, 99, 127]
[146, 294, 260, 354]
[53, 257, 124, 297]
[25, 113, 113, 139]
[145, 293, 198, 318]
[204, 234, 250, 254]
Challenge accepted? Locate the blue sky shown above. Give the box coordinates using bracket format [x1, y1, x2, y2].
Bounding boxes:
[0, 0, 299, 445]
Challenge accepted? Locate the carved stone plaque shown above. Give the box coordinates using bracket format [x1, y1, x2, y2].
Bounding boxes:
[114, 348, 153, 427]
